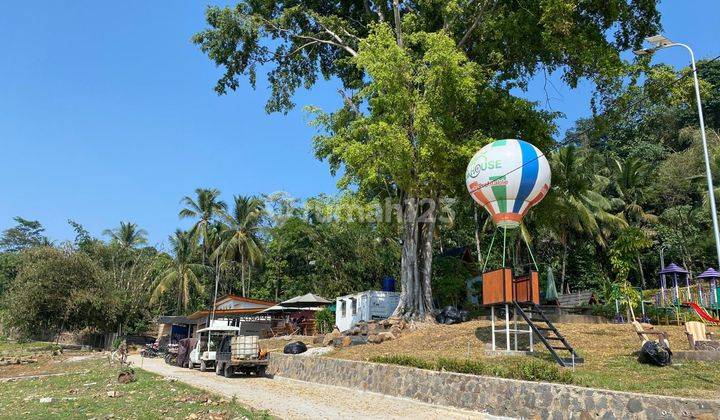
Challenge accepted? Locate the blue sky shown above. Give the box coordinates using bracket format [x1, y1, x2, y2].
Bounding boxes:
[1, 1, 719, 248]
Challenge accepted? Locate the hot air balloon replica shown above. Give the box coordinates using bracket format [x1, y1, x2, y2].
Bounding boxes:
[466, 139, 581, 365]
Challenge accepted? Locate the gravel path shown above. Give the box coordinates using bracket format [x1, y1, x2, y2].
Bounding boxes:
[129, 355, 503, 419]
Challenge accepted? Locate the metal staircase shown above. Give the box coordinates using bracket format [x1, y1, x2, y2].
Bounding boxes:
[512, 301, 584, 367]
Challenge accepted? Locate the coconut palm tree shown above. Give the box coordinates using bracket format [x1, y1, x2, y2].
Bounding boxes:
[179, 188, 227, 262]
[213, 196, 266, 297]
[546, 146, 626, 292]
[150, 230, 210, 312]
[613, 157, 657, 287]
[103, 222, 148, 248]
[613, 157, 657, 225]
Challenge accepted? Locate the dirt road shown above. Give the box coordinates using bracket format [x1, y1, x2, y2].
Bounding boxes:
[129, 355, 502, 419]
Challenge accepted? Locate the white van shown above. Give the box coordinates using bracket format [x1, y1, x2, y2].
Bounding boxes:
[189, 323, 240, 371]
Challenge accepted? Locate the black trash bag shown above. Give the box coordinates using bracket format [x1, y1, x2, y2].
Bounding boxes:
[283, 341, 308, 354]
[638, 340, 672, 366]
[436, 306, 467, 325]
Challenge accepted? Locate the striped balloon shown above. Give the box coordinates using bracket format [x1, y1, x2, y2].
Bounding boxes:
[465, 139, 551, 228]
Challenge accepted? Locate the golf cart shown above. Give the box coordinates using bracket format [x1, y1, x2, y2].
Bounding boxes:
[189, 321, 240, 371]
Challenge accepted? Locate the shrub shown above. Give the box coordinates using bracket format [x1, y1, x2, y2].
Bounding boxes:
[371, 355, 573, 384]
[314, 308, 334, 334]
[436, 357, 488, 375]
[506, 358, 573, 383]
[370, 355, 434, 370]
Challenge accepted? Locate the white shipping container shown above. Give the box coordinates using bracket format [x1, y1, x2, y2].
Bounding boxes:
[335, 290, 400, 332]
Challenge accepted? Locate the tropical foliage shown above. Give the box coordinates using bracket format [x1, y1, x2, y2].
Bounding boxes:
[4, 2, 720, 338]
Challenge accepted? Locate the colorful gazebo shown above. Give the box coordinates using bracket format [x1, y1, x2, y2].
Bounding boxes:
[697, 268, 720, 309]
[659, 263, 689, 305]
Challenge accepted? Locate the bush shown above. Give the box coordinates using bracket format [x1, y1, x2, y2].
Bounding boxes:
[506, 358, 573, 383]
[314, 308, 334, 334]
[436, 357, 488, 375]
[370, 355, 434, 370]
[111, 336, 123, 350]
[371, 355, 573, 384]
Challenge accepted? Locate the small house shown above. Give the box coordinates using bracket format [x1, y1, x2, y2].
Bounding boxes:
[155, 295, 276, 343]
[335, 290, 400, 332]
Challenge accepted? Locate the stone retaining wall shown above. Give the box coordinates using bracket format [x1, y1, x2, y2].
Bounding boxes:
[267, 354, 720, 419]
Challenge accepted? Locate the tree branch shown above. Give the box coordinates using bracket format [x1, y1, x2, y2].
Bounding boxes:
[457, 0, 492, 49]
[392, 0, 404, 47]
[261, 17, 358, 57]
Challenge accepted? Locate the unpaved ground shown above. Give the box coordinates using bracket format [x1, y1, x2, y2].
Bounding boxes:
[129, 355, 502, 419]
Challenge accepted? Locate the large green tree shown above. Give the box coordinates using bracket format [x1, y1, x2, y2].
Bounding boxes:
[194, 0, 660, 318]
[2, 247, 116, 339]
[0, 217, 51, 252]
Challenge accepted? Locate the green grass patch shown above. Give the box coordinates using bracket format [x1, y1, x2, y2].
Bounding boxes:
[0, 358, 274, 419]
[0, 338, 58, 356]
[371, 354, 573, 384]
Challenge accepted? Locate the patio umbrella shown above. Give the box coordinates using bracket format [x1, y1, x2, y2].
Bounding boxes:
[545, 266, 559, 302]
[280, 293, 332, 308]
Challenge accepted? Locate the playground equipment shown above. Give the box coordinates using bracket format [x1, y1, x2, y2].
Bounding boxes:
[466, 139, 582, 367]
[697, 268, 720, 313]
[659, 263, 689, 306]
[654, 263, 720, 324]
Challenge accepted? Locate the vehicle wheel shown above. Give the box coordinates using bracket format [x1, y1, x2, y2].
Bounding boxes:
[256, 366, 267, 377]
[223, 364, 234, 378]
[200, 360, 207, 372]
[215, 362, 223, 375]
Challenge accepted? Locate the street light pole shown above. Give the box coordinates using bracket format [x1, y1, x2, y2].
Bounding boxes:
[635, 36, 720, 269]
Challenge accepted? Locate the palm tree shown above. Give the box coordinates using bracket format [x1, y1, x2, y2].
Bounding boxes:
[179, 188, 227, 262]
[150, 230, 210, 312]
[613, 157, 657, 287]
[213, 196, 266, 297]
[547, 146, 626, 292]
[103, 222, 148, 248]
[613, 157, 657, 225]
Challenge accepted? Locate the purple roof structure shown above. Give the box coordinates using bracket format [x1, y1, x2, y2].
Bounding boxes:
[659, 263, 689, 274]
[697, 268, 720, 279]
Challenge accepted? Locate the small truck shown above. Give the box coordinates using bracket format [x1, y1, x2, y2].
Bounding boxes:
[215, 334, 268, 378]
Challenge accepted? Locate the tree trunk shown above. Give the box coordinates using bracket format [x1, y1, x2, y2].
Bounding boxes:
[474, 206, 483, 265]
[240, 253, 247, 297]
[394, 196, 419, 318]
[419, 198, 437, 318]
[560, 241, 568, 295]
[637, 255, 646, 289]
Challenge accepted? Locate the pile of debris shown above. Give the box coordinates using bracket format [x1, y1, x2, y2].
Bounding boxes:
[0, 356, 38, 366]
[316, 316, 408, 348]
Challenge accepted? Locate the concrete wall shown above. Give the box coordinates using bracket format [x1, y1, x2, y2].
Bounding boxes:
[267, 354, 720, 419]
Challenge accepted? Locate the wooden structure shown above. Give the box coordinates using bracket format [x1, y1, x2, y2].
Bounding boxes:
[482, 269, 539, 305]
[482, 268, 582, 367]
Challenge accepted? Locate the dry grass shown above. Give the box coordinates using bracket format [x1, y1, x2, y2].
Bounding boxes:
[328, 320, 720, 399]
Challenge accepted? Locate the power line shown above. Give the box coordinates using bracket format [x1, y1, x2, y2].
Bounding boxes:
[472, 54, 720, 191]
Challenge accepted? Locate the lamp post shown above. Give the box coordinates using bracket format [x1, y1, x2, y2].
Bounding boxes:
[635, 35, 720, 269]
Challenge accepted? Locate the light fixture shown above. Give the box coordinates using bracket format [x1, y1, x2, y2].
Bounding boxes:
[645, 34, 673, 48]
[633, 48, 653, 56]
